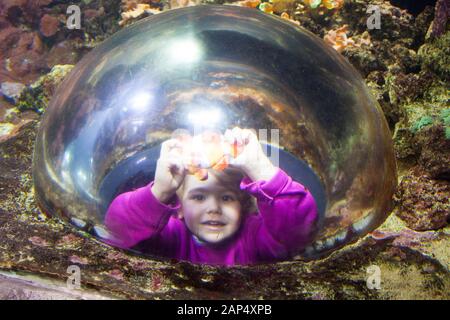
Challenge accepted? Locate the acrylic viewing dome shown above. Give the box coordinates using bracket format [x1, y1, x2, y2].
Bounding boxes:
[32, 5, 397, 259]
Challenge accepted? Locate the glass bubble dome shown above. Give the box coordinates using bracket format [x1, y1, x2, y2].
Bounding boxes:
[32, 5, 397, 260]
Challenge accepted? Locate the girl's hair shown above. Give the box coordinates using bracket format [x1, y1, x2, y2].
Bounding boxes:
[209, 168, 257, 215]
[177, 168, 257, 215]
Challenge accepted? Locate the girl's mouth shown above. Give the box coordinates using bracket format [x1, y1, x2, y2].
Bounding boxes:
[202, 221, 226, 227]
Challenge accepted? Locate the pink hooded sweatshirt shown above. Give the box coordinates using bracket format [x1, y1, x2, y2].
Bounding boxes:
[104, 168, 318, 266]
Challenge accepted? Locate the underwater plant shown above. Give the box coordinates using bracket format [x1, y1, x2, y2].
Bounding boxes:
[410, 115, 434, 133]
[440, 108, 450, 139]
[410, 109, 450, 140]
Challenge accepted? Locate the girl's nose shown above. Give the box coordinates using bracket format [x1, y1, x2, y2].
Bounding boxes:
[206, 197, 222, 214]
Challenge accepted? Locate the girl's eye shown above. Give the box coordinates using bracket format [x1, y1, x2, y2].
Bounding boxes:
[222, 195, 235, 202]
[191, 194, 205, 201]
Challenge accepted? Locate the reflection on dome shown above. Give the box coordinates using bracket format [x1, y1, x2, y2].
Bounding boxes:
[32, 5, 396, 260]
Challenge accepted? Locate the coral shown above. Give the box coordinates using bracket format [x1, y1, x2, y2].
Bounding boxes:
[280, 11, 300, 25]
[232, 0, 299, 24]
[0, 0, 52, 28]
[441, 109, 450, 139]
[442, 108, 450, 126]
[323, 25, 355, 52]
[258, 2, 274, 13]
[392, 79, 449, 163]
[396, 167, 449, 231]
[0, 0, 121, 84]
[16, 65, 73, 114]
[343, 33, 382, 78]
[169, 0, 201, 9]
[418, 31, 450, 82]
[322, 0, 343, 10]
[416, 125, 450, 179]
[411, 116, 434, 133]
[388, 44, 421, 74]
[0, 27, 47, 84]
[303, 0, 321, 9]
[339, 1, 419, 45]
[392, 126, 417, 159]
[16, 85, 46, 114]
[80, 1, 122, 45]
[382, 24, 449, 166]
[369, 18, 447, 161]
[39, 14, 60, 38]
[302, 0, 343, 11]
[230, 0, 261, 8]
[119, 3, 162, 26]
[355, 31, 372, 47]
[389, 71, 434, 105]
[269, 0, 296, 14]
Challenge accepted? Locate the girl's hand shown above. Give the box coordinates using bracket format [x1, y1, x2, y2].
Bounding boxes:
[224, 127, 277, 182]
[151, 139, 187, 203]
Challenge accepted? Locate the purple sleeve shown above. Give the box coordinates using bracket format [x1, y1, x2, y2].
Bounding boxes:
[104, 182, 182, 249]
[240, 168, 318, 258]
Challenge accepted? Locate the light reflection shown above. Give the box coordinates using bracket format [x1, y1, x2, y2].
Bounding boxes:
[136, 156, 147, 165]
[130, 92, 153, 111]
[77, 169, 87, 183]
[166, 37, 202, 64]
[187, 107, 222, 128]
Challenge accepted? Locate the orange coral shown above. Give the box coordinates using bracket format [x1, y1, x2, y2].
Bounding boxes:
[322, 0, 344, 10]
[231, 0, 261, 9]
[302, 0, 317, 7]
[323, 25, 355, 53]
[119, 3, 161, 26]
[169, 0, 201, 9]
[280, 12, 300, 25]
[231, 0, 299, 25]
[121, 0, 157, 11]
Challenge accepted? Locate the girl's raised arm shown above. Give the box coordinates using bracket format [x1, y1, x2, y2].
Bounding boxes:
[241, 168, 318, 260]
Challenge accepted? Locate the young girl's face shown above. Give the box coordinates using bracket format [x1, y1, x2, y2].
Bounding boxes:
[178, 174, 242, 245]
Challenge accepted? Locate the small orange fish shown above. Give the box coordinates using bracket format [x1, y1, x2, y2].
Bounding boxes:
[175, 130, 245, 180]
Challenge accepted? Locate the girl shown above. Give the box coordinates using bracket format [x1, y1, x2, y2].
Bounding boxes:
[105, 128, 318, 265]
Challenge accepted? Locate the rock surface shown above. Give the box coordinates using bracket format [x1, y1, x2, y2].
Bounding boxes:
[396, 167, 450, 231]
[0, 97, 448, 300]
[1, 81, 25, 104]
